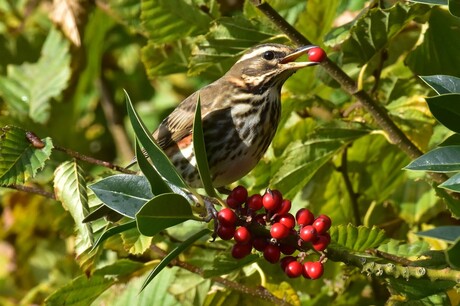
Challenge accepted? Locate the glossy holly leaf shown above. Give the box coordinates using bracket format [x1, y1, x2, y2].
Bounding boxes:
[89, 174, 153, 218]
[419, 75, 460, 95]
[449, 0, 460, 17]
[405, 146, 460, 172]
[0, 28, 71, 123]
[408, 0, 447, 4]
[125, 90, 188, 189]
[407, 8, 460, 78]
[54, 161, 93, 256]
[192, 97, 218, 198]
[140, 228, 210, 292]
[416, 226, 460, 243]
[377, 239, 430, 257]
[0, 126, 53, 185]
[329, 224, 388, 251]
[141, 0, 211, 44]
[439, 172, 460, 192]
[189, 16, 287, 77]
[136, 193, 195, 237]
[91, 221, 137, 251]
[44, 260, 144, 305]
[425, 94, 460, 134]
[446, 238, 460, 268]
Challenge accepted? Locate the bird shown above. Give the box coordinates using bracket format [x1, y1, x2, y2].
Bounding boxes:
[136, 43, 320, 188]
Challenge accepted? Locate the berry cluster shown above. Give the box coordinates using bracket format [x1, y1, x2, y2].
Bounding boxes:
[216, 186, 332, 280]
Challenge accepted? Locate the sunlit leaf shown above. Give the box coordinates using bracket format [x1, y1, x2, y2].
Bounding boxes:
[136, 193, 195, 237]
[405, 146, 460, 172]
[377, 239, 430, 257]
[419, 75, 460, 95]
[416, 226, 460, 243]
[91, 221, 137, 250]
[140, 228, 210, 292]
[121, 227, 153, 255]
[330, 224, 387, 251]
[54, 160, 93, 256]
[89, 174, 153, 218]
[0, 126, 53, 185]
[50, 0, 82, 46]
[0, 27, 71, 123]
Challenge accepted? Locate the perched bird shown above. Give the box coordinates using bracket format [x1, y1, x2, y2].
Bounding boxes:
[139, 43, 320, 188]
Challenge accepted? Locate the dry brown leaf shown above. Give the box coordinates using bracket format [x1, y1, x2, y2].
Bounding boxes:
[50, 0, 82, 46]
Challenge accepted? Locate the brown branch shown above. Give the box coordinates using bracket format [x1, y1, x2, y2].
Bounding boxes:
[251, 0, 458, 197]
[151, 245, 292, 306]
[54, 145, 137, 174]
[6, 184, 56, 200]
[337, 147, 361, 225]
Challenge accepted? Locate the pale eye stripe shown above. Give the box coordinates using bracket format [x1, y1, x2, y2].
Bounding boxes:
[236, 46, 281, 63]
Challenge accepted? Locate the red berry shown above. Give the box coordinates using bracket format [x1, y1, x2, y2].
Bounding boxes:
[217, 208, 237, 226]
[280, 243, 296, 255]
[262, 189, 282, 212]
[285, 260, 303, 278]
[252, 237, 268, 251]
[277, 213, 296, 229]
[304, 261, 324, 279]
[280, 256, 297, 271]
[217, 225, 236, 240]
[312, 218, 331, 234]
[247, 194, 263, 211]
[263, 245, 281, 263]
[270, 222, 289, 239]
[231, 185, 248, 204]
[312, 234, 330, 251]
[234, 226, 251, 243]
[254, 214, 266, 225]
[226, 196, 240, 209]
[296, 208, 314, 226]
[299, 225, 317, 242]
[307, 47, 326, 62]
[232, 243, 252, 259]
[276, 199, 291, 215]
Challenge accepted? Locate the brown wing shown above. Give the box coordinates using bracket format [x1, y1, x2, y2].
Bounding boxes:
[153, 83, 220, 150]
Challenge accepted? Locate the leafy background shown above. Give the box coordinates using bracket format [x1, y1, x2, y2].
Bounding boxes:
[1, 0, 460, 305]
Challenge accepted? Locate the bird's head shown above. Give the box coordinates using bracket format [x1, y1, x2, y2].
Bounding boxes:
[226, 43, 320, 93]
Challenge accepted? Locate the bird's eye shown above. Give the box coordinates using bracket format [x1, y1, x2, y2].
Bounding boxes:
[263, 51, 275, 60]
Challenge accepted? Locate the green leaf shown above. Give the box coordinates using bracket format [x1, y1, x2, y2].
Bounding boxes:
[407, 8, 460, 78]
[387, 278, 454, 301]
[141, 0, 211, 43]
[449, 0, 460, 17]
[189, 16, 287, 77]
[136, 140, 172, 195]
[439, 172, 460, 192]
[405, 146, 460, 172]
[0, 126, 53, 185]
[446, 237, 460, 268]
[136, 193, 195, 237]
[121, 227, 153, 255]
[202, 253, 259, 278]
[125, 90, 188, 189]
[89, 174, 153, 218]
[419, 75, 460, 95]
[330, 224, 388, 251]
[54, 161, 93, 256]
[377, 239, 430, 257]
[408, 0, 447, 4]
[45, 259, 144, 306]
[425, 94, 460, 133]
[140, 228, 211, 292]
[92, 221, 137, 250]
[0, 27, 71, 123]
[416, 226, 460, 243]
[142, 41, 191, 78]
[192, 97, 218, 197]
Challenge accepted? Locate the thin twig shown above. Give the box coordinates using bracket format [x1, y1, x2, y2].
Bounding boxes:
[6, 184, 56, 200]
[150, 245, 292, 306]
[54, 145, 137, 174]
[337, 147, 361, 225]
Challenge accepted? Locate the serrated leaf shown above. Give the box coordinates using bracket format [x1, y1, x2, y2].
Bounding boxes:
[91, 221, 137, 250]
[89, 174, 153, 218]
[405, 146, 460, 172]
[140, 228, 210, 292]
[54, 161, 93, 256]
[419, 75, 460, 95]
[330, 224, 387, 251]
[141, 0, 211, 43]
[0, 126, 53, 185]
[189, 16, 287, 77]
[45, 259, 144, 306]
[377, 239, 430, 257]
[0, 27, 71, 123]
[136, 193, 195, 237]
[142, 41, 191, 78]
[125, 90, 188, 189]
[192, 97, 217, 197]
[121, 227, 153, 255]
[425, 94, 460, 134]
[416, 226, 460, 243]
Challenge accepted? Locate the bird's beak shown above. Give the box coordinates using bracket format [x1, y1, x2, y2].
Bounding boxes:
[280, 45, 320, 69]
